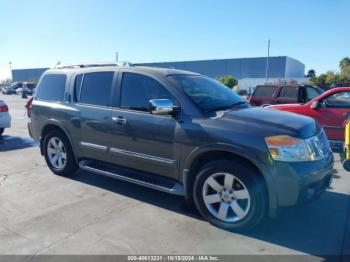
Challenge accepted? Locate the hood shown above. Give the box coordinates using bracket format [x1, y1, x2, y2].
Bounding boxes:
[219, 107, 320, 139]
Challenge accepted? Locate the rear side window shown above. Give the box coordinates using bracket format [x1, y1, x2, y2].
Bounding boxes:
[79, 72, 114, 106]
[120, 72, 172, 112]
[253, 86, 276, 98]
[281, 87, 298, 98]
[36, 74, 66, 102]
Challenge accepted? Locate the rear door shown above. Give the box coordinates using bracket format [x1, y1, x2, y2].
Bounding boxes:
[74, 71, 116, 162]
[250, 86, 276, 106]
[276, 86, 299, 104]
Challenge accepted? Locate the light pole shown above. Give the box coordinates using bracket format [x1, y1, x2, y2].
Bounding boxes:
[9, 61, 12, 80]
[115, 52, 119, 63]
[265, 39, 270, 85]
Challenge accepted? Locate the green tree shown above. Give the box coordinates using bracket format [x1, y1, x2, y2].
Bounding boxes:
[218, 75, 238, 89]
[311, 73, 327, 88]
[340, 57, 350, 70]
[306, 69, 316, 78]
[325, 71, 339, 87]
[0, 78, 12, 88]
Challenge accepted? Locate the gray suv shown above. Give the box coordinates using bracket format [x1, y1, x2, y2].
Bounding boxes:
[29, 65, 334, 231]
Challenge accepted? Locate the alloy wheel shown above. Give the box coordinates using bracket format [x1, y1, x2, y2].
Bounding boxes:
[47, 137, 67, 170]
[202, 172, 250, 222]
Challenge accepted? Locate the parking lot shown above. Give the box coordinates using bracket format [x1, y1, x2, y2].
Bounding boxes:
[0, 94, 350, 259]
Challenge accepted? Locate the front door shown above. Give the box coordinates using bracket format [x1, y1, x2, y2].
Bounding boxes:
[309, 91, 350, 141]
[109, 72, 179, 179]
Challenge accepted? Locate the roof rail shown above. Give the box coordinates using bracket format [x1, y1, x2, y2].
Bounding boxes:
[54, 61, 134, 69]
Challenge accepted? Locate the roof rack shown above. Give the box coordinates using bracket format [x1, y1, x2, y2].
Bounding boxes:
[54, 61, 134, 69]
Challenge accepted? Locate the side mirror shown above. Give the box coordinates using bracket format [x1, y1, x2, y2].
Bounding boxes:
[310, 101, 320, 109]
[149, 99, 174, 116]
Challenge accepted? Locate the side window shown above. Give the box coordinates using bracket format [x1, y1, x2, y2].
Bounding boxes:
[74, 74, 83, 101]
[120, 72, 173, 112]
[306, 87, 320, 101]
[79, 72, 114, 106]
[253, 86, 276, 98]
[281, 87, 298, 98]
[36, 74, 66, 102]
[324, 92, 350, 108]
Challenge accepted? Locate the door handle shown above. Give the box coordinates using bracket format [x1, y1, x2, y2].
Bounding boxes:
[112, 116, 127, 125]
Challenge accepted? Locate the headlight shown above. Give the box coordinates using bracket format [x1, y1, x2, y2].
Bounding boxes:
[265, 135, 325, 162]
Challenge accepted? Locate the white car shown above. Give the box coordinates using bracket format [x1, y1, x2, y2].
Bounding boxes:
[0, 100, 11, 136]
[15, 87, 23, 95]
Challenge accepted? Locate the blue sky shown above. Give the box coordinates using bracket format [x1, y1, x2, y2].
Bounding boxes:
[0, 0, 349, 79]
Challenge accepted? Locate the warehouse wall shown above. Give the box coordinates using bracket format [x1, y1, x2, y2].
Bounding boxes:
[11, 56, 305, 83]
[12, 68, 48, 82]
[137, 56, 303, 79]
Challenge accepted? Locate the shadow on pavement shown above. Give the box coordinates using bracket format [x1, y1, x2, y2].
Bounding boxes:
[0, 135, 37, 152]
[70, 169, 350, 257]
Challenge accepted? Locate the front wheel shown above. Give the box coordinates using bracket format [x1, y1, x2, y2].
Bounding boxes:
[193, 160, 267, 231]
[43, 129, 78, 176]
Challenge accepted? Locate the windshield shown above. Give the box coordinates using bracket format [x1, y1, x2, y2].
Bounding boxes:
[9, 83, 21, 88]
[171, 75, 248, 111]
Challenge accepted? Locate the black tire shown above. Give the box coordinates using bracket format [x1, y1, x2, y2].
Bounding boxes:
[0, 128, 4, 136]
[193, 159, 267, 232]
[43, 129, 78, 176]
[343, 159, 350, 172]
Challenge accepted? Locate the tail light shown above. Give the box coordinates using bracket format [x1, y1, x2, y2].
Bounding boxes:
[0, 105, 8, 112]
[25, 97, 33, 117]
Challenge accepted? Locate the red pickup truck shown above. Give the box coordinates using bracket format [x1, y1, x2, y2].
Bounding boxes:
[268, 87, 350, 151]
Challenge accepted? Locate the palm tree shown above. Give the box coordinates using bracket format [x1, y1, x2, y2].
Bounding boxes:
[340, 57, 350, 70]
[306, 69, 316, 78]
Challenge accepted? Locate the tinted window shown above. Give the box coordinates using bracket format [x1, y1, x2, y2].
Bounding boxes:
[325, 92, 350, 108]
[306, 87, 321, 101]
[253, 86, 276, 98]
[26, 83, 36, 89]
[171, 75, 247, 111]
[37, 74, 66, 102]
[281, 87, 298, 98]
[80, 72, 114, 106]
[120, 73, 172, 111]
[74, 74, 83, 101]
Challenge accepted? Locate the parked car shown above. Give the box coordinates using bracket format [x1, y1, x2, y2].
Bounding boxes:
[16, 82, 36, 96]
[248, 85, 324, 107]
[0, 100, 11, 136]
[29, 65, 333, 231]
[1, 82, 23, 95]
[268, 87, 350, 152]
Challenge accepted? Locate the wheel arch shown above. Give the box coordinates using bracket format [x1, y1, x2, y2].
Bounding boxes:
[40, 120, 76, 159]
[182, 144, 277, 216]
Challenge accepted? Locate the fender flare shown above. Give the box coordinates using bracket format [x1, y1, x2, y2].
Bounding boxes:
[182, 143, 278, 216]
[40, 119, 77, 160]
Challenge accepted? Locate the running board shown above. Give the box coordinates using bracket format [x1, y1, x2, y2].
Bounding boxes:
[79, 160, 185, 196]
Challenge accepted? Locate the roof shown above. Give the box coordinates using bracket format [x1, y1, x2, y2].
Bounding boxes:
[45, 65, 201, 77]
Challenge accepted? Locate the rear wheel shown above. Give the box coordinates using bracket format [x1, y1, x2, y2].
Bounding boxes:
[193, 160, 267, 231]
[0, 128, 4, 136]
[43, 129, 78, 176]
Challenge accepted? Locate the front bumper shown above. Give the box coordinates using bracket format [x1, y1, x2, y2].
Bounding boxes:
[270, 152, 334, 207]
[0, 113, 11, 128]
